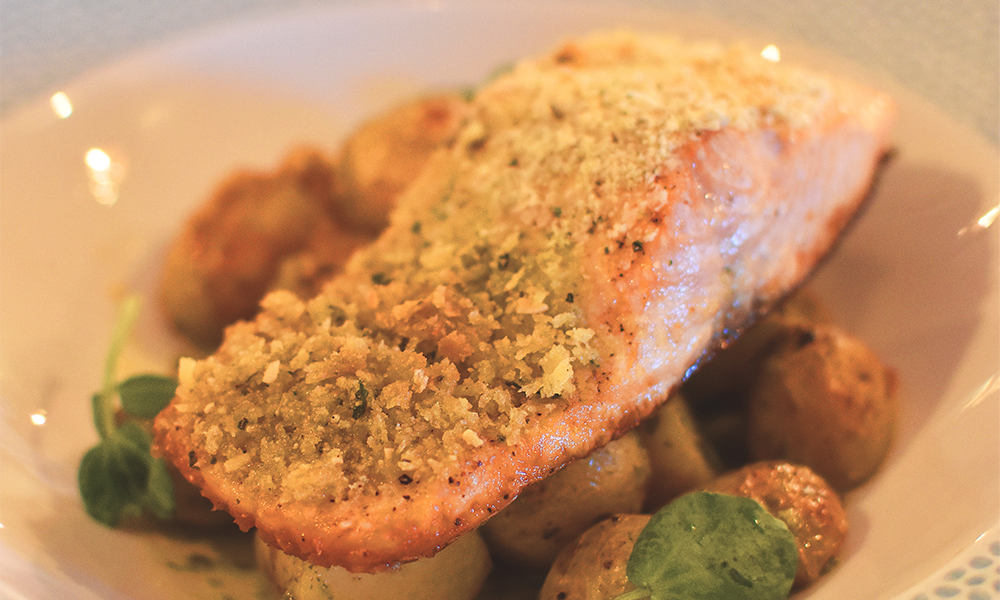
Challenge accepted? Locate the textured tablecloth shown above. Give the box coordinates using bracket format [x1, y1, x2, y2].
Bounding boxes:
[2, 0, 997, 143]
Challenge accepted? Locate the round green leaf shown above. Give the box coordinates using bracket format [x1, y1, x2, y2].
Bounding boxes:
[119, 374, 177, 418]
[144, 457, 176, 520]
[116, 420, 152, 453]
[627, 491, 798, 600]
[78, 438, 150, 526]
[79, 443, 122, 526]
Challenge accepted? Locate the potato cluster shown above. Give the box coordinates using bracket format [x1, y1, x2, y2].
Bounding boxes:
[159, 93, 469, 351]
[528, 290, 897, 597]
[684, 289, 899, 493]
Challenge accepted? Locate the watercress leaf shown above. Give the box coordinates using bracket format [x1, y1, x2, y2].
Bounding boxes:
[627, 491, 797, 600]
[81, 295, 182, 527]
[116, 420, 152, 454]
[107, 436, 153, 501]
[144, 457, 176, 520]
[79, 443, 123, 526]
[91, 390, 116, 441]
[78, 438, 151, 526]
[119, 374, 178, 418]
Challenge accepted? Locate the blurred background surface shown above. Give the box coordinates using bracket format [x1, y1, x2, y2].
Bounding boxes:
[2, 0, 997, 142]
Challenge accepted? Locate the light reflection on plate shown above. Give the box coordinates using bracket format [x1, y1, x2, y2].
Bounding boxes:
[0, 3, 997, 600]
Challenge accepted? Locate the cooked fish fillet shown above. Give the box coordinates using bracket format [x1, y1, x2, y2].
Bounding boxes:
[153, 31, 894, 573]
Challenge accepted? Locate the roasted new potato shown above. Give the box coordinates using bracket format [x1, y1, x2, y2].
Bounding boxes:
[703, 461, 848, 587]
[638, 393, 719, 510]
[332, 93, 470, 232]
[482, 431, 651, 569]
[681, 287, 833, 404]
[255, 530, 491, 600]
[161, 94, 469, 351]
[159, 148, 372, 350]
[745, 323, 898, 491]
[537, 514, 649, 600]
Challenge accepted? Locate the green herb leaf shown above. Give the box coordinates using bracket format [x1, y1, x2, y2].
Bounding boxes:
[79, 436, 153, 526]
[623, 491, 797, 600]
[119, 374, 178, 418]
[79, 443, 123, 526]
[116, 420, 152, 452]
[145, 456, 176, 520]
[78, 296, 177, 526]
[79, 428, 177, 526]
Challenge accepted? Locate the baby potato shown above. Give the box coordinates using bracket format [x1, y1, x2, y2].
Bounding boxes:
[638, 393, 719, 511]
[682, 287, 832, 404]
[161, 95, 467, 351]
[771, 287, 833, 325]
[746, 323, 898, 491]
[255, 529, 492, 600]
[537, 514, 649, 600]
[333, 93, 470, 232]
[481, 431, 651, 569]
[160, 148, 374, 350]
[703, 461, 848, 588]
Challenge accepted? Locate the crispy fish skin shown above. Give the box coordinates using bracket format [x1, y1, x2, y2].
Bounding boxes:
[154, 31, 894, 572]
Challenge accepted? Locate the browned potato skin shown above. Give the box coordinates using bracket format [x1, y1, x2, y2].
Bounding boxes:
[638, 393, 718, 511]
[538, 514, 649, 600]
[255, 530, 492, 600]
[682, 288, 833, 403]
[703, 461, 848, 588]
[161, 95, 469, 351]
[482, 431, 651, 569]
[160, 148, 374, 350]
[746, 323, 898, 492]
[332, 93, 470, 233]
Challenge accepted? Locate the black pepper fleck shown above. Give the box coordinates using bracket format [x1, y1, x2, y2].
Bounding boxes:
[352, 382, 369, 419]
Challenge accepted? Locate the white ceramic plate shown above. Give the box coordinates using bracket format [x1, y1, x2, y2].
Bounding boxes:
[1, 3, 997, 599]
